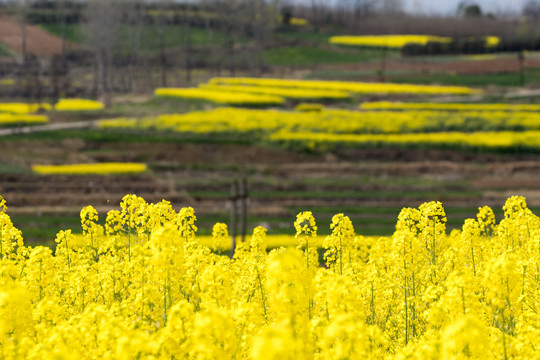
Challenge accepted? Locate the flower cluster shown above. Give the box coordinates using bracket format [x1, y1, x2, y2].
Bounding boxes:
[0, 194, 538, 358]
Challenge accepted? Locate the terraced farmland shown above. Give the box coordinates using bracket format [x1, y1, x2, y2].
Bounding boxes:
[2, 139, 539, 245]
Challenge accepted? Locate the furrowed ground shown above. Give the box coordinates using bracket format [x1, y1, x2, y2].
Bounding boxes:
[1, 133, 540, 246]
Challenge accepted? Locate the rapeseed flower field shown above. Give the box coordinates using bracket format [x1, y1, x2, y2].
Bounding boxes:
[0, 194, 538, 358]
[154, 87, 285, 105]
[361, 101, 540, 112]
[208, 77, 480, 95]
[199, 84, 351, 100]
[99, 107, 540, 150]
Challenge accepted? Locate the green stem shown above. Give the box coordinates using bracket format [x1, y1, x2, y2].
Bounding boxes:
[256, 268, 267, 322]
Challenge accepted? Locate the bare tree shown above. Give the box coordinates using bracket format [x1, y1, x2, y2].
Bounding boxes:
[378, 0, 403, 15]
[215, 0, 243, 76]
[123, 0, 146, 92]
[353, 0, 375, 19]
[253, 0, 279, 74]
[182, 0, 193, 84]
[13, 0, 30, 61]
[154, 0, 172, 87]
[523, 0, 540, 20]
[51, 0, 69, 102]
[15, 0, 35, 103]
[84, 0, 123, 108]
[200, 0, 220, 75]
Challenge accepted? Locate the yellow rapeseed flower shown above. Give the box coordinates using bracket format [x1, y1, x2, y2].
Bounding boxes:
[31, 162, 147, 175]
[329, 34, 452, 48]
[0, 113, 48, 125]
[0, 102, 51, 114]
[154, 87, 285, 105]
[209, 77, 480, 95]
[54, 98, 105, 111]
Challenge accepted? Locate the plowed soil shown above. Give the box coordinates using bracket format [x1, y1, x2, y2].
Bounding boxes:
[0, 15, 65, 57]
[326, 57, 540, 75]
[2, 139, 540, 243]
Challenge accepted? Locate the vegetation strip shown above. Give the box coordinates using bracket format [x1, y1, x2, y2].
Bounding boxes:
[32, 163, 148, 175]
[208, 77, 481, 95]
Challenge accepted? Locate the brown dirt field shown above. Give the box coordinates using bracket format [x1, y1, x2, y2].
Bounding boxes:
[0, 16, 66, 57]
[2, 139, 540, 244]
[326, 57, 540, 76]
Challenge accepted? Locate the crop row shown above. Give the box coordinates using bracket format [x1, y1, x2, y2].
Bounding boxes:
[98, 107, 540, 151]
[0, 99, 104, 115]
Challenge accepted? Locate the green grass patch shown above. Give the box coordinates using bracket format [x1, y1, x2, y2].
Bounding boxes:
[274, 29, 332, 45]
[39, 23, 84, 43]
[139, 25, 230, 53]
[39, 23, 230, 52]
[264, 45, 395, 66]
[0, 162, 31, 174]
[0, 42, 11, 56]
[11, 213, 82, 248]
[305, 69, 416, 81]
[390, 71, 540, 87]
[190, 189, 482, 200]
[111, 96, 217, 116]
[0, 128, 253, 146]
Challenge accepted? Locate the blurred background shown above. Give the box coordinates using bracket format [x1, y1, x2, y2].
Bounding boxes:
[1, 0, 540, 247]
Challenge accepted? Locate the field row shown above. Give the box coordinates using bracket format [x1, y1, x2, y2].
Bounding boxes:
[98, 106, 540, 151]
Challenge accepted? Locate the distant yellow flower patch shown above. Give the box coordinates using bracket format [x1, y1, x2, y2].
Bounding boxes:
[99, 117, 139, 128]
[54, 98, 105, 112]
[329, 35, 452, 48]
[270, 130, 540, 149]
[295, 103, 324, 112]
[98, 107, 540, 136]
[32, 163, 147, 175]
[464, 54, 497, 61]
[360, 102, 540, 111]
[485, 36, 500, 47]
[0, 113, 48, 125]
[0, 78, 15, 86]
[200, 84, 350, 100]
[0, 103, 51, 114]
[279, 16, 309, 26]
[209, 77, 480, 95]
[155, 87, 285, 105]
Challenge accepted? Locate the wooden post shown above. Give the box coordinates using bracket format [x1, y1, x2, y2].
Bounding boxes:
[230, 180, 238, 257]
[240, 177, 248, 243]
[379, 45, 387, 83]
[518, 51, 525, 86]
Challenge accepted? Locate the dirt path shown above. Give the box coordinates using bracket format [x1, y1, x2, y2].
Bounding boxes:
[0, 15, 66, 57]
[0, 120, 96, 136]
